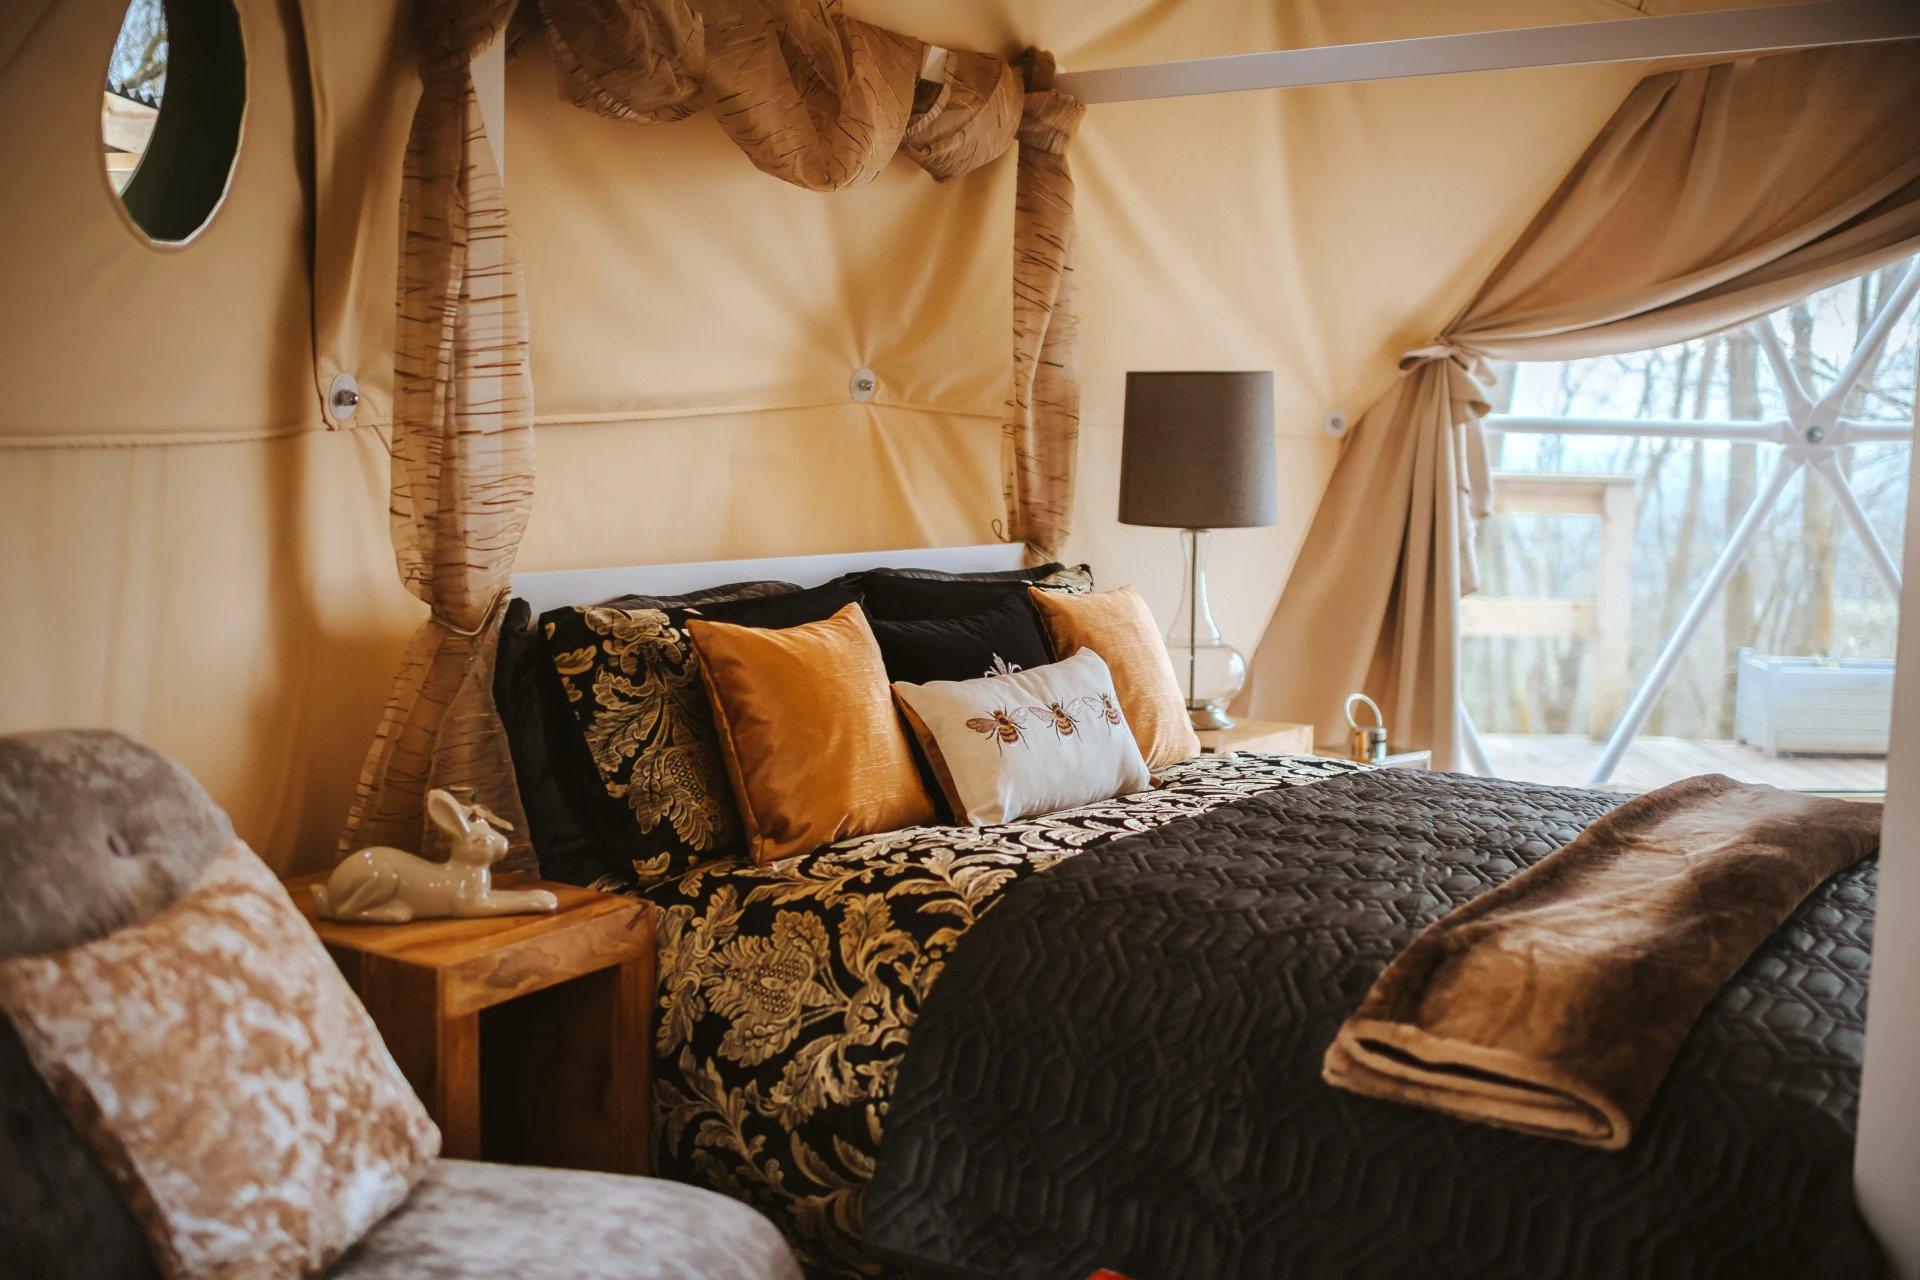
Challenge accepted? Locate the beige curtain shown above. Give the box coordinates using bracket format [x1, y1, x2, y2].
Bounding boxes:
[344, 0, 537, 859]
[1249, 42, 1920, 768]
[534, 0, 1080, 556]
[1006, 51, 1085, 560]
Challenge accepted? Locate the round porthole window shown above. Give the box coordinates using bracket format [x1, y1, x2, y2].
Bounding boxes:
[101, 0, 246, 245]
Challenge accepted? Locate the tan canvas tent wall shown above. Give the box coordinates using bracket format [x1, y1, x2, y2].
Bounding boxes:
[1, 0, 1667, 870]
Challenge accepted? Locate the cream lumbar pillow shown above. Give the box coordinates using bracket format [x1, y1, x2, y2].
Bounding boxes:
[0, 841, 441, 1280]
[893, 649, 1153, 826]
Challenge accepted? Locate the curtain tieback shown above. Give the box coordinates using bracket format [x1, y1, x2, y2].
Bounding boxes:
[1400, 341, 1496, 420]
[428, 588, 511, 640]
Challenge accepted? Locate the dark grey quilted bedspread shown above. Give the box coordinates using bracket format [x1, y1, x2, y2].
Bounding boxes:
[863, 769, 1880, 1280]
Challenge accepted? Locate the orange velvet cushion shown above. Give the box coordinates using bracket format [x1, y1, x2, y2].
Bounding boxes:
[688, 603, 936, 863]
[1027, 584, 1202, 770]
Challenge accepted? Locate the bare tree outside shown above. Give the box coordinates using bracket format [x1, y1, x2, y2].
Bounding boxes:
[108, 0, 168, 105]
[1465, 264, 1918, 791]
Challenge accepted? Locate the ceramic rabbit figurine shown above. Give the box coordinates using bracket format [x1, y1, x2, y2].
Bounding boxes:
[311, 789, 558, 924]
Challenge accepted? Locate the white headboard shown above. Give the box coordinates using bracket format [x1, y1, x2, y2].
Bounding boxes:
[511, 543, 1026, 613]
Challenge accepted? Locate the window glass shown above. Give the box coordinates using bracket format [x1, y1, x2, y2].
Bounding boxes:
[1466, 264, 1918, 795]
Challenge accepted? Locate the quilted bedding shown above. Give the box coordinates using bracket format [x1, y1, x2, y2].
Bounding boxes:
[862, 768, 1881, 1280]
[636, 752, 1362, 1276]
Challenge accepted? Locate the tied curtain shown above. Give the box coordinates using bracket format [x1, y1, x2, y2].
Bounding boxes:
[345, 0, 535, 859]
[1248, 42, 1920, 769]
[345, 0, 1083, 858]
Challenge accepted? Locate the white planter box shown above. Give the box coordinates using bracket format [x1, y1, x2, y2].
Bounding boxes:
[1734, 651, 1893, 757]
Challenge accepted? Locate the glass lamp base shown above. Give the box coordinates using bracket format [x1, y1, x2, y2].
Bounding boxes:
[1166, 527, 1248, 732]
[1188, 702, 1236, 731]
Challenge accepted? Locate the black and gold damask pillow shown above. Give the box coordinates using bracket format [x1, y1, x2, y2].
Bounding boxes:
[538, 604, 748, 891]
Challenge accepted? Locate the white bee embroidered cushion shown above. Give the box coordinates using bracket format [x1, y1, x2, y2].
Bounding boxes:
[892, 650, 1153, 826]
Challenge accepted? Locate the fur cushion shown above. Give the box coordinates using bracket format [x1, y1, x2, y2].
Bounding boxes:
[0, 729, 231, 957]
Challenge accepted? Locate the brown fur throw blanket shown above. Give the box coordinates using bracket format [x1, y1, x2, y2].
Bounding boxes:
[1324, 773, 1880, 1149]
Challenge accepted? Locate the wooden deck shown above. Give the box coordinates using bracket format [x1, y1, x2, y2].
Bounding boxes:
[1480, 734, 1886, 795]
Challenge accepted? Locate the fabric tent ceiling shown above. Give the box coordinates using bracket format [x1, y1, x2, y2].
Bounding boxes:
[0, 0, 1743, 868]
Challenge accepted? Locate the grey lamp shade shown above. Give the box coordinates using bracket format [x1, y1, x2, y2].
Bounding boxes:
[1119, 371, 1278, 529]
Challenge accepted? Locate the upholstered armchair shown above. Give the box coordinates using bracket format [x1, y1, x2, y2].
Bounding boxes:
[0, 729, 800, 1280]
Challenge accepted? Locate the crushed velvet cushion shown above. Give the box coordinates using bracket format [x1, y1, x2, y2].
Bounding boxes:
[331, 1159, 802, 1280]
[0, 729, 235, 1280]
[0, 843, 440, 1280]
[689, 604, 936, 863]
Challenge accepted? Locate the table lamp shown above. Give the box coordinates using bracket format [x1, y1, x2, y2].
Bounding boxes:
[1119, 371, 1278, 730]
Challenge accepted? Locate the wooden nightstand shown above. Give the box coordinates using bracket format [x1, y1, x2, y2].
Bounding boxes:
[1314, 744, 1434, 770]
[1197, 719, 1315, 756]
[287, 875, 654, 1175]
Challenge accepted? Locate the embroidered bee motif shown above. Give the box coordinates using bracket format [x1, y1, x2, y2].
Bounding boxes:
[984, 654, 1023, 678]
[1027, 700, 1079, 738]
[1095, 693, 1123, 726]
[965, 709, 1025, 751]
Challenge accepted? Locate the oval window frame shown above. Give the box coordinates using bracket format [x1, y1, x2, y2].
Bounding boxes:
[98, 0, 249, 251]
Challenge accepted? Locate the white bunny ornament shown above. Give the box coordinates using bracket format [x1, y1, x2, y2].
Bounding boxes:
[311, 789, 559, 924]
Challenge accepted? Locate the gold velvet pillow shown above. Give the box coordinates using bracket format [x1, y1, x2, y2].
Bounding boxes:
[1028, 584, 1203, 770]
[688, 603, 936, 863]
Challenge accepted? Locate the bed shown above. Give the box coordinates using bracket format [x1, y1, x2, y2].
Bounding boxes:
[504, 549, 1880, 1280]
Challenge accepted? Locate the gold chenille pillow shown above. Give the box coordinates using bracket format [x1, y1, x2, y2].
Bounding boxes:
[689, 603, 936, 863]
[1028, 584, 1203, 770]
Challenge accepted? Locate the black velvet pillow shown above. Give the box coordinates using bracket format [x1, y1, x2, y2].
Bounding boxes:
[494, 580, 797, 890]
[671, 579, 862, 630]
[869, 592, 1053, 685]
[856, 562, 1094, 621]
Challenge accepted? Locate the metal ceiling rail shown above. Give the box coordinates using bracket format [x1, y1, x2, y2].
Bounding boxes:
[1055, 1, 1920, 105]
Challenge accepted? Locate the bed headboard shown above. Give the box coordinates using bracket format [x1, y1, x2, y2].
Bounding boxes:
[510, 543, 1027, 613]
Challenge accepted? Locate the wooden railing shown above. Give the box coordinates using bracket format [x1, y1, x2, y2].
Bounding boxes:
[1461, 473, 1637, 739]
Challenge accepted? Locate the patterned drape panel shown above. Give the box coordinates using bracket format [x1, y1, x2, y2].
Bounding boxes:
[1006, 52, 1085, 560]
[344, 0, 536, 859]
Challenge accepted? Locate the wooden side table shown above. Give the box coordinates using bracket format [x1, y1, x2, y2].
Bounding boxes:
[1197, 719, 1315, 756]
[1314, 745, 1434, 770]
[288, 875, 655, 1175]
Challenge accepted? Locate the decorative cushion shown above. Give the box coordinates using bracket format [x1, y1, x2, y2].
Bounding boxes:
[540, 606, 747, 893]
[0, 842, 441, 1280]
[673, 580, 862, 630]
[868, 590, 1053, 685]
[688, 604, 936, 863]
[1027, 585, 1203, 771]
[856, 561, 1094, 621]
[0, 1016, 159, 1280]
[0, 728, 232, 957]
[330, 1158, 803, 1280]
[0, 729, 238, 1280]
[495, 581, 796, 889]
[893, 650, 1151, 826]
